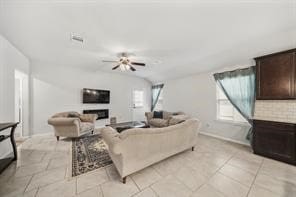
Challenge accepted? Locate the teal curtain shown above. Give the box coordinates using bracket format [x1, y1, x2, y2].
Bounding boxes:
[213, 66, 256, 142]
[151, 84, 164, 111]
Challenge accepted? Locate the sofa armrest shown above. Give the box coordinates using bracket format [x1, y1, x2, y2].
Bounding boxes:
[80, 114, 97, 123]
[48, 118, 80, 126]
[101, 127, 122, 154]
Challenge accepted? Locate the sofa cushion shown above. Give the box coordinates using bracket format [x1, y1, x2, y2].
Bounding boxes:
[168, 118, 185, 126]
[153, 111, 163, 119]
[172, 114, 190, 120]
[68, 112, 80, 118]
[80, 122, 94, 133]
[149, 118, 168, 127]
[79, 114, 97, 122]
[52, 111, 79, 118]
[168, 114, 190, 126]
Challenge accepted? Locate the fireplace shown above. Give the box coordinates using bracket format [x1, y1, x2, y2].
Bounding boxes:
[83, 109, 109, 120]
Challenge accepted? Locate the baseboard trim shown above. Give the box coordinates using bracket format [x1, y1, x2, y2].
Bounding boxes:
[199, 131, 250, 147]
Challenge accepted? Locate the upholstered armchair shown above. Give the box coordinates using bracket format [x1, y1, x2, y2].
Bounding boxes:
[48, 111, 97, 140]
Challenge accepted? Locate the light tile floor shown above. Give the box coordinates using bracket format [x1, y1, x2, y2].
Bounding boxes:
[0, 133, 296, 197]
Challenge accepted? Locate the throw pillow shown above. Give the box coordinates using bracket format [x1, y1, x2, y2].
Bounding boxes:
[79, 115, 89, 122]
[149, 119, 169, 127]
[153, 111, 163, 119]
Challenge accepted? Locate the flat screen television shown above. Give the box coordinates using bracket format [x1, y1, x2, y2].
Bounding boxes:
[83, 88, 110, 104]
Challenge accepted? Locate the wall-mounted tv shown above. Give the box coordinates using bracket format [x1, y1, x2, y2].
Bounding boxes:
[83, 88, 110, 104]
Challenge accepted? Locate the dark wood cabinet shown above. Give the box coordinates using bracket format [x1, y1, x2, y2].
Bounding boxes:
[253, 120, 296, 165]
[255, 49, 296, 100]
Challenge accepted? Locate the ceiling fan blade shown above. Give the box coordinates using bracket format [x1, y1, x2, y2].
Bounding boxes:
[102, 60, 118, 63]
[131, 62, 145, 66]
[112, 65, 120, 70]
[130, 65, 136, 71]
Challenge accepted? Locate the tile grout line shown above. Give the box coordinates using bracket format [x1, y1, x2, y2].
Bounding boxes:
[104, 167, 113, 181]
[75, 176, 78, 195]
[220, 152, 260, 181]
[149, 185, 160, 197]
[33, 188, 39, 197]
[98, 185, 105, 197]
[217, 169, 253, 189]
[213, 151, 263, 193]
[172, 173, 194, 193]
[200, 184, 228, 197]
[129, 167, 164, 196]
[191, 150, 238, 196]
[151, 164, 164, 178]
[210, 149, 236, 176]
[251, 158, 295, 196]
[22, 174, 34, 195]
[20, 141, 71, 195]
[130, 175, 142, 193]
[245, 156, 264, 197]
[226, 162, 258, 175]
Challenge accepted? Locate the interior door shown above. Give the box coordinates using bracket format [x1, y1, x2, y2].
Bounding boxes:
[14, 78, 22, 137]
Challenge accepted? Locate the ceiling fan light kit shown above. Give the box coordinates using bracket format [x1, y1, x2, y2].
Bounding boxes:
[119, 64, 130, 71]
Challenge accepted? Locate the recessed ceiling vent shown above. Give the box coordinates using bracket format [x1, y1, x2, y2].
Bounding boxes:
[71, 34, 84, 43]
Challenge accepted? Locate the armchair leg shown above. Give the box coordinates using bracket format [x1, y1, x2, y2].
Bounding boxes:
[192, 146, 195, 151]
[122, 177, 126, 184]
[56, 136, 60, 141]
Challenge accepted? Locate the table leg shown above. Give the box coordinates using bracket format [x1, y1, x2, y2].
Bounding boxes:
[10, 125, 17, 161]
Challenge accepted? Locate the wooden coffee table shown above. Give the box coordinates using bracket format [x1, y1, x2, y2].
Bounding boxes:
[106, 121, 149, 133]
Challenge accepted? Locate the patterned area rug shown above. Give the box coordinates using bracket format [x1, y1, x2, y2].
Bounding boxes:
[72, 134, 112, 177]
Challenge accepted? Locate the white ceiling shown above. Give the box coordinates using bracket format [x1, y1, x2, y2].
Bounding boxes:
[0, 0, 296, 82]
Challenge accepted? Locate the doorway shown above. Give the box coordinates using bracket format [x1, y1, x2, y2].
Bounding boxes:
[14, 70, 29, 138]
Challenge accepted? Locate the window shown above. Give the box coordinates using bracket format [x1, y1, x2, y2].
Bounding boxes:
[133, 90, 144, 108]
[155, 90, 163, 110]
[216, 85, 247, 123]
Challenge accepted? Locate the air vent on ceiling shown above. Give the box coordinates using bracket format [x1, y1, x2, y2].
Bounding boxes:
[71, 34, 84, 43]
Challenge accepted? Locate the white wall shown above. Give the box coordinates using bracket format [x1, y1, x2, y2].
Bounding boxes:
[0, 34, 30, 158]
[162, 66, 252, 145]
[31, 64, 151, 135]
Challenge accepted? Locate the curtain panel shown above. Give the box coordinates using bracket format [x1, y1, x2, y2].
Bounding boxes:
[151, 84, 164, 111]
[213, 66, 256, 142]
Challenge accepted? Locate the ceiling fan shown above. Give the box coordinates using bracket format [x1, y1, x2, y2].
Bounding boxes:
[102, 53, 146, 72]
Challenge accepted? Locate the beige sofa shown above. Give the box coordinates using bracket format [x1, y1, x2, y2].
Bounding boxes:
[145, 111, 189, 127]
[101, 118, 200, 183]
[48, 111, 97, 140]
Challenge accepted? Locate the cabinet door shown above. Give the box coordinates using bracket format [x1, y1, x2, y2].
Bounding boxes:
[256, 52, 295, 99]
[253, 120, 296, 164]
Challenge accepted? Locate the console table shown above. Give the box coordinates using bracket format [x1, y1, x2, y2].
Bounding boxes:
[0, 122, 18, 173]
